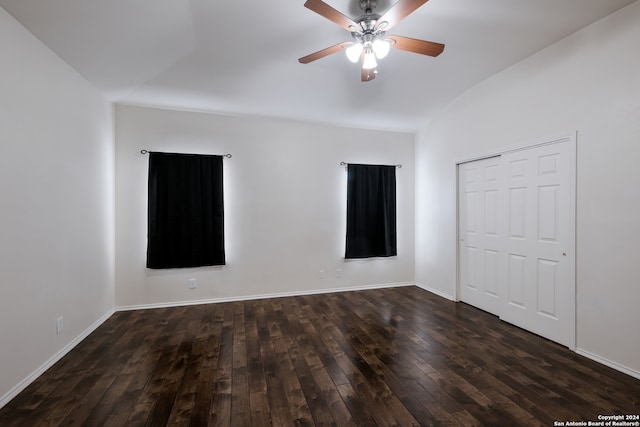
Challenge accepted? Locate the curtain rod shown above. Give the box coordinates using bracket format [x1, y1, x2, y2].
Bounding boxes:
[340, 161, 402, 168]
[140, 150, 232, 158]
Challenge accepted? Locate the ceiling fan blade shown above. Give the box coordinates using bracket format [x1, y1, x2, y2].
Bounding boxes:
[298, 42, 346, 64]
[377, 0, 429, 31]
[304, 0, 359, 31]
[361, 67, 376, 82]
[387, 35, 444, 57]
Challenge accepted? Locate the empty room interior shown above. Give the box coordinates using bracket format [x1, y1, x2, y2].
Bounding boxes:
[1, 0, 639, 425]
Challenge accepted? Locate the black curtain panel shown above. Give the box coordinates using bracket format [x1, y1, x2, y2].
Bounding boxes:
[345, 164, 397, 259]
[147, 152, 225, 269]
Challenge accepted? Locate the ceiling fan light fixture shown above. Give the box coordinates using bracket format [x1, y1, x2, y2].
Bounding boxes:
[345, 43, 364, 63]
[299, 0, 444, 81]
[372, 38, 391, 59]
[362, 49, 377, 69]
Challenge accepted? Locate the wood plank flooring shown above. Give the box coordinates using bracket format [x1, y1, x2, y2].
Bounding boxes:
[1, 286, 638, 426]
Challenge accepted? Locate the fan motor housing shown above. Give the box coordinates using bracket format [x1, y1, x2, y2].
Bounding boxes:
[359, 0, 377, 13]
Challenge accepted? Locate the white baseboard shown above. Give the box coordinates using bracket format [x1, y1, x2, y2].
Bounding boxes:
[575, 348, 640, 380]
[0, 308, 116, 409]
[116, 282, 416, 311]
[414, 282, 456, 301]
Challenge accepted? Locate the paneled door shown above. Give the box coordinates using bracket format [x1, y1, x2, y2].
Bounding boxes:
[499, 141, 575, 347]
[457, 136, 575, 348]
[458, 156, 502, 316]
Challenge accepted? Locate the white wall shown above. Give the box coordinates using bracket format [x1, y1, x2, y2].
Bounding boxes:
[0, 8, 115, 404]
[115, 105, 414, 308]
[415, 1, 640, 375]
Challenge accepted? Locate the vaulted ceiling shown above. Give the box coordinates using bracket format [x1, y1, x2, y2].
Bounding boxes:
[1, 0, 636, 131]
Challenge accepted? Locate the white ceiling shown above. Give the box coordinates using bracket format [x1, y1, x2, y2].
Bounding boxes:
[1, 0, 636, 131]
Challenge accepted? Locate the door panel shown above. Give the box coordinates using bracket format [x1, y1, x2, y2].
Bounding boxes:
[538, 185, 559, 242]
[484, 249, 499, 296]
[485, 190, 499, 235]
[507, 254, 526, 307]
[537, 258, 558, 318]
[508, 187, 527, 239]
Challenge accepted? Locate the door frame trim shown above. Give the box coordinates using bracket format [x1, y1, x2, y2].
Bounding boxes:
[454, 131, 577, 349]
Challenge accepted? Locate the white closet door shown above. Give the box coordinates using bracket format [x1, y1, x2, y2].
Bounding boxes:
[457, 136, 575, 348]
[458, 156, 502, 316]
[500, 141, 574, 347]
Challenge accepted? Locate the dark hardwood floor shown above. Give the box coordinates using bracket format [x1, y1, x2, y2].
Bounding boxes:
[1, 286, 638, 426]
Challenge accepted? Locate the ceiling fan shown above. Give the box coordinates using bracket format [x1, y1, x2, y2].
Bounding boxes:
[298, 0, 445, 82]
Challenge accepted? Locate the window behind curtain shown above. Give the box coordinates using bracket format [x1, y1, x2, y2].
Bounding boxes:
[345, 164, 397, 259]
[147, 152, 225, 269]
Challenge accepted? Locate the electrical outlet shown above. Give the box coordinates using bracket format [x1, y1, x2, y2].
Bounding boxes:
[319, 270, 325, 279]
[336, 268, 342, 278]
[188, 278, 197, 289]
[56, 317, 64, 334]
